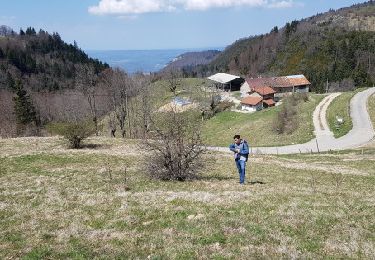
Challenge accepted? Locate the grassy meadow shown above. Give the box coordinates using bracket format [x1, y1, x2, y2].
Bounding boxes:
[202, 94, 324, 147]
[1, 137, 374, 259]
[150, 77, 213, 107]
[150, 79, 324, 148]
[326, 89, 365, 138]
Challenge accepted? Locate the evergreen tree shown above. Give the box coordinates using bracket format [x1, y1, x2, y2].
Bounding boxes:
[12, 81, 37, 125]
[271, 26, 278, 33]
[285, 22, 291, 38]
[6, 72, 16, 90]
[25, 27, 36, 35]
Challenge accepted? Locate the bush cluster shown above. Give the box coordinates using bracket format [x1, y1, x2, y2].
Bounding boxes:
[47, 121, 95, 148]
[273, 93, 309, 134]
[145, 110, 205, 181]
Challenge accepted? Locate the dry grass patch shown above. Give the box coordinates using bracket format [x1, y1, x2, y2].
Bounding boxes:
[0, 137, 374, 258]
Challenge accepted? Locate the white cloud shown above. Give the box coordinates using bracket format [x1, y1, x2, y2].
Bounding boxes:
[183, 0, 267, 11]
[88, 0, 175, 15]
[267, 0, 294, 8]
[88, 0, 297, 15]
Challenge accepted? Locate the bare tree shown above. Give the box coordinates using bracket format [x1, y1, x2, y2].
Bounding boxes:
[0, 90, 17, 137]
[145, 109, 205, 181]
[101, 68, 133, 138]
[75, 64, 99, 135]
[165, 68, 182, 95]
[108, 112, 117, 137]
[134, 73, 152, 138]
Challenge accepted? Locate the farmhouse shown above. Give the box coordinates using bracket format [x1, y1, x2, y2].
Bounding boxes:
[208, 73, 245, 91]
[241, 96, 263, 112]
[248, 85, 276, 108]
[245, 74, 311, 101]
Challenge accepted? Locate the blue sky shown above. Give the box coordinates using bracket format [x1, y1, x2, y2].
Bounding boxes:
[0, 0, 366, 50]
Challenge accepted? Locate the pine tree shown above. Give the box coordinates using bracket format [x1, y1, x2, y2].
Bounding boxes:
[25, 27, 36, 36]
[12, 81, 37, 125]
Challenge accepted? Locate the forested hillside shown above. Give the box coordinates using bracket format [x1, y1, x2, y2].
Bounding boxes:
[191, 1, 375, 92]
[0, 27, 108, 91]
[0, 27, 113, 137]
[162, 50, 221, 74]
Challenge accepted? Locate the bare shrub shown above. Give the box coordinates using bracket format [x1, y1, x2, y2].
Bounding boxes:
[298, 92, 309, 102]
[46, 121, 95, 149]
[272, 95, 301, 134]
[214, 101, 234, 113]
[0, 90, 17, 137]
[145, 110, 205, 181]
[329, 78, 355, 92]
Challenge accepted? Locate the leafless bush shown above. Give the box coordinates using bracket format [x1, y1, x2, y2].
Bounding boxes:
[46, 121, 95, 149]
[328, 78, 355, 92]
[273, 102, 298, 134]
[272, 94, 307, 134]
[0, 90, 17, 137]
[145, 110, 205, 181]
[214, 101, 234, 113]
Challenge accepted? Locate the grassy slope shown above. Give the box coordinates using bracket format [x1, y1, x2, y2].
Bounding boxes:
[369, 93, 375, 126]
[202, 94, 324, 147]
[1, 137, 374, 259]
[326, 89, 364, 138]
[150, 77, 212, 107]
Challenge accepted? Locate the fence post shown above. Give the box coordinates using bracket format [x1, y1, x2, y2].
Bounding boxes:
[315, 139, 320, 153]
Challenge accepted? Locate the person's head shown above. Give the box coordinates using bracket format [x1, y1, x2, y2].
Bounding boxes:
[233, 134, 241, 144]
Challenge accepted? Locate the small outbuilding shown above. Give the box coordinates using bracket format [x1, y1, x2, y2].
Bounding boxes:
[241, 96, 263, 112]
[208, 73, 245, 91]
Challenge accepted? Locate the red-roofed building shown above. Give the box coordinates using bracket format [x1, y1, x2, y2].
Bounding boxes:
[246, 75, 310, 101]
[263, 98, 276, 107]
[241, 96, 263, 112]
[250, 85, 276, 105]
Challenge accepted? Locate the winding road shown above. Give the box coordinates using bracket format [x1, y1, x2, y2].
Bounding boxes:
[208, 87, 375, 154]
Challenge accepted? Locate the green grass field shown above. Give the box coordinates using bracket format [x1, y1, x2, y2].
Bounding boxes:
[202, 94, 324, 147]
[150, 77, 213, 107]
[368, 93, 375, 126]
[1, 137, 374, 259]
[326, 89, 365, 138]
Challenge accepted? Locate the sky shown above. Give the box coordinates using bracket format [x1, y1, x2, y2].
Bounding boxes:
[0, 0, 367, 50]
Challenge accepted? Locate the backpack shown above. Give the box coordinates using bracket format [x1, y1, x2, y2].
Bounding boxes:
[241, 141, 250, 162]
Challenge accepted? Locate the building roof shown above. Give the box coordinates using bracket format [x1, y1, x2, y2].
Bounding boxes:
[208, 73, 241, 84]
[251, 86, 276, 95]
[285, 75, 311, 86]
[246, 75, 311, 88]
[263, 99, 276, 106]
[241, 96, 263, 106]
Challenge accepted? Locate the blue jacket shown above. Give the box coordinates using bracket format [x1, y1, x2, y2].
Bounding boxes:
[229, 139, 250, 160]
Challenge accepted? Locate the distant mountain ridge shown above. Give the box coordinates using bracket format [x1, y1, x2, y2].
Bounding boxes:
[162, 50, 221, 72]
[189, 1, 375, 92]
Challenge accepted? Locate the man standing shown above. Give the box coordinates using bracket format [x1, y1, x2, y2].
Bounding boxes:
[229, 135, 250, 184]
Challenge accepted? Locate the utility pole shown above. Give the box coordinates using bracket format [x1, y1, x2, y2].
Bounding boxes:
[326, 79, 329, 93]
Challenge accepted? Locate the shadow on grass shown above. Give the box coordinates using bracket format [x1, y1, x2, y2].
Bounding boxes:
[199, 176, 234, 181]
[248, 180, 266, 185]
[80, 143, 112, 149]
